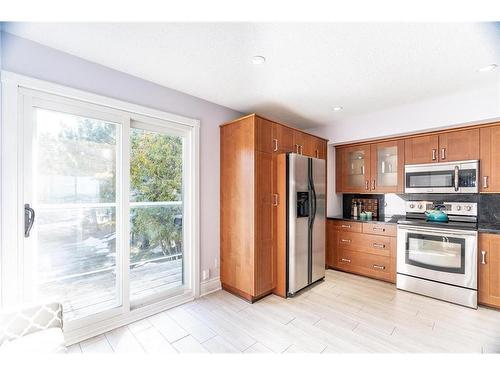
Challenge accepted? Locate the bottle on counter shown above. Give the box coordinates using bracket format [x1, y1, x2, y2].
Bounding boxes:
[352, 200, 358, 218]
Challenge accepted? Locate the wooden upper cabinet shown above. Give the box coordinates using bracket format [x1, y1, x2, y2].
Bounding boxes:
[404, 135, 439, 165]
[405, 129, 479, 165]
[335, 148, 343, 193]
[305, 136, 327, 159]
[341, 144, 371, 193]
[438, 129, 479, 162]
[272, 123, 295, 153]
[370, 140, 404, 193]
[255, 117, 274, 153]
[478, 233, 500, 308]
[480, 125, 500, 192]
[292, 130, 306, 155]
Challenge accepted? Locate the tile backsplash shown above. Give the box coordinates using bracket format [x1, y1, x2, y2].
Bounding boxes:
[338, 193, 497, 221]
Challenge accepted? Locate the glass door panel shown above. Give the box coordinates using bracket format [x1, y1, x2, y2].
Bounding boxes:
[343, 145, 370, 191]
[31, 108, 120, 321]
[371, 140, 403, 192]
[129, 126, 184, 304]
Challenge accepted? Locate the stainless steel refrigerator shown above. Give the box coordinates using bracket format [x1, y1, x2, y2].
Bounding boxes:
[287, 153, 326, 296]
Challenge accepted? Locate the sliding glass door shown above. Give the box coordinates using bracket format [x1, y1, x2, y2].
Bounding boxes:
[17, 88, 196, 333]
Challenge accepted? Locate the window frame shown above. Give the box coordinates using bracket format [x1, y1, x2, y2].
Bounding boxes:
[0, 71, 200, 345]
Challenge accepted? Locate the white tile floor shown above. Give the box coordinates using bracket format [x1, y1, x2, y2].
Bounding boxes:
[67, 270, 500, 353]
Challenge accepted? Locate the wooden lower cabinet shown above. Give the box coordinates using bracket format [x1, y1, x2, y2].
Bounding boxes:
[326, 221, 339, 269]
[478, 233, 500, 309]
[326, 219, 396, 283]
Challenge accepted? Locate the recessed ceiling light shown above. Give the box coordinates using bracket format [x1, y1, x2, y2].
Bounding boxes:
[251, 55, 266, 65]
[477, 64, 498, 73]
[333, 106, 343, 112]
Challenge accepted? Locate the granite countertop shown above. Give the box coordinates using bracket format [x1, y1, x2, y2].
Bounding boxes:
[327, 215, 404, 225]
[478, 224, 500, 234]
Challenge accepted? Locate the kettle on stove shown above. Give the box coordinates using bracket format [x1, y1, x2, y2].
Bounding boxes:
[424, 204, 449, 222]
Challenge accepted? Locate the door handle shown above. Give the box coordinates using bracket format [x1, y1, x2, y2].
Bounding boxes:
[432, 149, 437, 161]
[372, 243, 386, 249]
[273, 139, 278, 152]
[341, 224, 351, 228]
[299, 145, 303, 154]
[365, 180, 369, 190]
[371, 179, 376, 190]
[315, 150, 319, 158]
[295, 144, 299, 154]
[24, 203, 35, 238]
[373, 264, 386, 270]
[340, 239, 351, 243]
[481, 250, 487, 265]
[483, 176, 489, 189]
[341, 258, 351, 263]
[441, 148, 446, 160]
[273, 193, 279, 206]
[372, 227, 386, 232]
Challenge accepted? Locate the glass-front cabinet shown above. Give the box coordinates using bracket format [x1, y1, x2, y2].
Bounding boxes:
[338, 141, 404, 193]
[341, 145, 371, 192]
[371, 140, 404, 193]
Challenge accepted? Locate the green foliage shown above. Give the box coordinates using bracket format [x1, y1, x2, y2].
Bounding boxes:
[129, 129, 183, 262]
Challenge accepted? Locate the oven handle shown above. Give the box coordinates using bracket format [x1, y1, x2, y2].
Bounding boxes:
[454, 166, 459, 192]
[397, 225, 478, 237]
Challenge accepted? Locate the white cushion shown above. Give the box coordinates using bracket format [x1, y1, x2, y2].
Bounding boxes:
[0, 327, 66, 354]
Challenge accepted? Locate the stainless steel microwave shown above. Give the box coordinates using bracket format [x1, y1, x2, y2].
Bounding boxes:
[404, 160, 479, 193]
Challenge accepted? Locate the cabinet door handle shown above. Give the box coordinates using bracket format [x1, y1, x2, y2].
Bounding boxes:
[341, 224, 351, 228]
[432, 149, 436, 161]
[483, 176, 489, 189]
[341, 258, 351, 263]
[273, 193, 279, 206]
[299, 145, 303, 154]
[372, 243, 386, 249]
[373, 264, 386, 270]
[340, 239, 351, 243]
[365, 180, 369, 190]
[371, 179, 376, 190]
[441, 148, 446, 160]
[273, 139, 278, 152]
[372, 227, 386, 232]
[315, 149, 319, 158]
[481, 250, 487, 265]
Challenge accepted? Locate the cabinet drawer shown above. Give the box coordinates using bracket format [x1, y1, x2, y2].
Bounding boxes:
[331, 220, 362, 233]
[337, 232, 393, 257]
[362, 222, 397, 237]
[336, 249, 393, 282]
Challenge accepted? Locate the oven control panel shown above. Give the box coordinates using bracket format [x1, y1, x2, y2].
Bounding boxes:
[405, 201, 477, 216]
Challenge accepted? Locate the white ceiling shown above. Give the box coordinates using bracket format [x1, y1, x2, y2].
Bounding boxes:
[4, 22, 499, 129]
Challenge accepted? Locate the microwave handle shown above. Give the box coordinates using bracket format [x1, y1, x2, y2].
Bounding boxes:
[454, 166, 459, 191]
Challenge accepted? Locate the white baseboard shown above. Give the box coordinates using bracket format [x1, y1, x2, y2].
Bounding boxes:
[200, 277, 221, 296]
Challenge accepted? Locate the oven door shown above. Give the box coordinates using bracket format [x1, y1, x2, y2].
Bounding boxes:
[404, 161, 478, 193]
[397, 225, 477, 289]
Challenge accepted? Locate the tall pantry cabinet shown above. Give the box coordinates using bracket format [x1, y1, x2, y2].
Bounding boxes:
[220, 114, 328, 302]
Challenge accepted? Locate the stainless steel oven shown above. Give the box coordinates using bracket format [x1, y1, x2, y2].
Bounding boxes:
[404, 160, 478, 193]
[396, 201, 478, 308]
